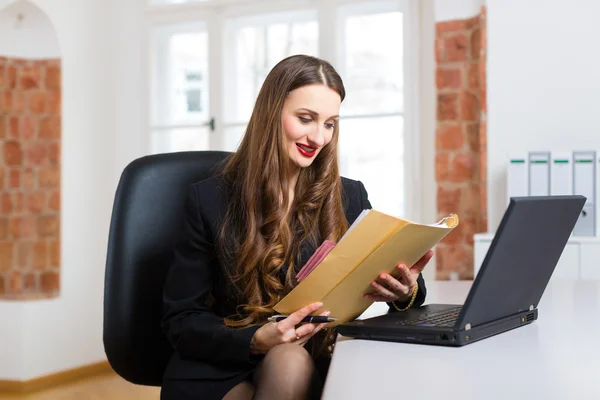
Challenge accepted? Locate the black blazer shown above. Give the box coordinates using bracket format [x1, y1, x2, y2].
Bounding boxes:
[161, 175, 426, 382]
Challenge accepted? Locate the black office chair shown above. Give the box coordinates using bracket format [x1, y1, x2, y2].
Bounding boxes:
[103, 150, 231, 386]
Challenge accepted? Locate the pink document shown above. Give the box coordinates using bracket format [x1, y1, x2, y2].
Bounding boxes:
[296, 240, 337, 282]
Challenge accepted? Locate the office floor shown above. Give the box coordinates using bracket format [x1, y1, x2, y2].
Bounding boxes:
[0, 372, 160, 400]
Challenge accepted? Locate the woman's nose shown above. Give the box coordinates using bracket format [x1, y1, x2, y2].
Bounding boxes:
[308, 126, 326, 147]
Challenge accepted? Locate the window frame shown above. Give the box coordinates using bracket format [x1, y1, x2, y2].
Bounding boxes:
[145, 0, 422, 221]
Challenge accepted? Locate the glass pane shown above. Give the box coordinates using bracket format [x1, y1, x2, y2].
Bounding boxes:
[223, 125, 246, 153]
[338, 115, 404, 217]
[224, 11, 318, 124]
[152, 23, 209, 126]
[150, 127, 210, 154]
[341, 11, 403, 115]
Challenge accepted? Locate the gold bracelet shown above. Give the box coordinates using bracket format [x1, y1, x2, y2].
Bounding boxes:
[392, 282, 419, 312]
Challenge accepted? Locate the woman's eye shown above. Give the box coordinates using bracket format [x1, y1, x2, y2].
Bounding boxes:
[298, 116, 312, 124]
[325, 122, 336, 129]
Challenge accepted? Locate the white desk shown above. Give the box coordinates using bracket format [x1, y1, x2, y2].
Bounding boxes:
[323, 281, 600, 400]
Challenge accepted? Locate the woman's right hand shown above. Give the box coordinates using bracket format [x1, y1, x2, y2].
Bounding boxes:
[250, 302, 330, 355]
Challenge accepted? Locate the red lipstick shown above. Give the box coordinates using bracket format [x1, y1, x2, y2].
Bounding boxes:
[296, 143, 316, 158]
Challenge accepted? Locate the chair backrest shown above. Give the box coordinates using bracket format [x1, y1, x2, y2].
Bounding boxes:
[103, 150, 231, 386]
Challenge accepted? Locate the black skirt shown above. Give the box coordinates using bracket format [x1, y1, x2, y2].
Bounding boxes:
[160, 355, 331, 400]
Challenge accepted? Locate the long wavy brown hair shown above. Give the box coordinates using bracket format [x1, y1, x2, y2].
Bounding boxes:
[216, 55, 348, 356]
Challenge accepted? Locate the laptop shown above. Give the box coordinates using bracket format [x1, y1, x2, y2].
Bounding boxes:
[336, 195, 586, 346]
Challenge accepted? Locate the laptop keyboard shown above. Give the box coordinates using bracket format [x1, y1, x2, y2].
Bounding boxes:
[396, 306, 463, 327]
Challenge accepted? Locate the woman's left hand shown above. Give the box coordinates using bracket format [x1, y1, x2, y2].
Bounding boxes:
[364, 250, 434, 303]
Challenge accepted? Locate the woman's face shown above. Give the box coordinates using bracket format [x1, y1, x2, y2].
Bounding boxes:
[281, 84, 341, 171]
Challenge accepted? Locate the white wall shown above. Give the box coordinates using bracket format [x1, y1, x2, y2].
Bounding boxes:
[486, 0, 600, 231]
[434, 0, 485, 21]
[0, 0, 115, 380]
[0, 0, 59, 58]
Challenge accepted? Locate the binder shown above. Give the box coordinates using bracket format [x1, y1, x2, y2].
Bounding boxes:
[550, 152, 573, 196]
[572, 151, 596, 236]
[273, 211, 459, 326]
[529, 152, 550, 196]
[507, 153, 529, 204]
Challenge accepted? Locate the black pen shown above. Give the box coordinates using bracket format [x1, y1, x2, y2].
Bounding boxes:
[267, 315, 337, 323]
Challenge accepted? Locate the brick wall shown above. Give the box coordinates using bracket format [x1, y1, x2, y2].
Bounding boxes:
[435, 7, 487, 280]
[0, 57, 61, 299]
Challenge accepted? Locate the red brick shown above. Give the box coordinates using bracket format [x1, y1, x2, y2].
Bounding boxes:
[436, 20, 467, 36]
[0, 90, 10, 112]
[480, 14, 487, 52]
[25, 142, 48, 166]
[47, 91, 61, 115]
[32, 240, 48, 270]
[436, 68, 462, 90]
[40, 271, 60, 293]
[28, 91, 47, 114]
[12, 91, 26, 113]
[435, 153, 450, 182]
[1, 193, 11, 214]
[0, 168, 3, 190]
[437, 186, 461, 216]
[49, 240, 59, 267]
[37, 215, 58, 237]
[8, 270, 22, 294]
[444, 34, 468, 62]
[465, 122, 480, 152]
[21, 116, 37, 140]
[45, 67, 61, 90]
[435, 38, 444, 63]
[0, 242, 11, 271]
[10, 217, 35, 238]
[461, 216, 481, 246]
[28, 191, 46, 214]
[471, 28, 481, 60]
[7, 65, 17, 89]
[461, 184, 481, 215]
[0, 275, 4, 296]
[0, 115, 5, 139]
[11, 193, 24, 213]
[49, 142, 60, 165]
[9, 169, 20, 189]
[48, 190, 60, 211]
[437, 93, 458, 121]
[436, 123, 464, 151]
[449, 153, 477, 183]
[468, 63, 479, 89]
[479, 56, 487, 113]
[460, 91, 480, 121]
[0, 218, 7, 240]
[3, 141, 22, 166]
[17, 242, 30, 268]
[23, 169, 35, 190]
[39, 167, 60, 188]
[23, 272, 37, 291]
[436, 244, 473, 279]
[480, 150, 487, 186]
[465, 15, 480, 30]
[441, 224, 463, 245]
[479, 120, 487, 150]
[39, 117, 60, 139]
[9, 116, 18, 139]
[0, 64, 5, 88]
[19, 66, 41, 89]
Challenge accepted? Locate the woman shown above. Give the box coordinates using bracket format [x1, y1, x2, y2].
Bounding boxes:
[160, 54, 431, 400]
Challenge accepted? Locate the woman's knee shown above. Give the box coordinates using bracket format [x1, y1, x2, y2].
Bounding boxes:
[263, 344, 314, 371]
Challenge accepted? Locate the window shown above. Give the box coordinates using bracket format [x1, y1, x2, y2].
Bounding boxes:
[147, 0, 417, 218]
